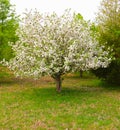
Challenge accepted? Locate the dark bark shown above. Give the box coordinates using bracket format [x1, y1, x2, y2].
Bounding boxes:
[54, 75, 61, 92]
[80, 70, 83, 78]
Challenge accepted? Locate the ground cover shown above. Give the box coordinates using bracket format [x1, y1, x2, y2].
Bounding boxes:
[0, 67, 120, 130]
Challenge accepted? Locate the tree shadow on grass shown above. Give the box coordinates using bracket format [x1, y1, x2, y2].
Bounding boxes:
[98, 80, 120, 91]
[27, 86, 104, 105]
[0, 77, 16, 86]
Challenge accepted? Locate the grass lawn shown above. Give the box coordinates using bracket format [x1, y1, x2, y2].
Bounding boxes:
[0, 67, 120, 130]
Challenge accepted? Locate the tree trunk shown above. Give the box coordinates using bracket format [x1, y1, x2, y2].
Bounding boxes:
[80, 70, 83, 78]
[54, 75, 61, 92]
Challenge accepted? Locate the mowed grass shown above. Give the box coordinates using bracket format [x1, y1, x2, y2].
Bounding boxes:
[0, 67, 120, 130]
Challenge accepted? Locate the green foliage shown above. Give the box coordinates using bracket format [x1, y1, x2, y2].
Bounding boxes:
[0, 43, 13, 60]
[93, 0, 120, 85]
[75, 13, 83, 20]
[0, 0, 19, 61]
[92, 60, 120, 85]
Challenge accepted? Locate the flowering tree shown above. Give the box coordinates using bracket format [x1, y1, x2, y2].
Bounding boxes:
[2, 10, 112, 92]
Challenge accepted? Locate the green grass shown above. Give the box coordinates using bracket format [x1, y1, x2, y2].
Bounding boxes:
[0, 67, 120, 130]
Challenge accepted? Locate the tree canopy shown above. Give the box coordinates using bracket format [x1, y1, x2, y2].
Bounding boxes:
[2, 10, 112, 92]
[93, 0, 120, 84]
[0, 0, 19, 60]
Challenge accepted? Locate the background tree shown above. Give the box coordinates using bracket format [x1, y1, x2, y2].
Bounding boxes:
[0, 0, 19, 61]
[93, 0, 120, 84]
[76, 13, 84, 78]
[2, 10, 112, 92]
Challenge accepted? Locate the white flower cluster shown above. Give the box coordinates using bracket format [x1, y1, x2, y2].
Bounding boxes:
[3, 10, 112, 79]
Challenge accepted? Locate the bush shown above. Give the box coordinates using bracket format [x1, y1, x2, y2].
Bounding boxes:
[92, 60, 120, 85]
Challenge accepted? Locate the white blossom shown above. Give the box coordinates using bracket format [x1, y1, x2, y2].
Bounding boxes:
[2, 10, 112, 80]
